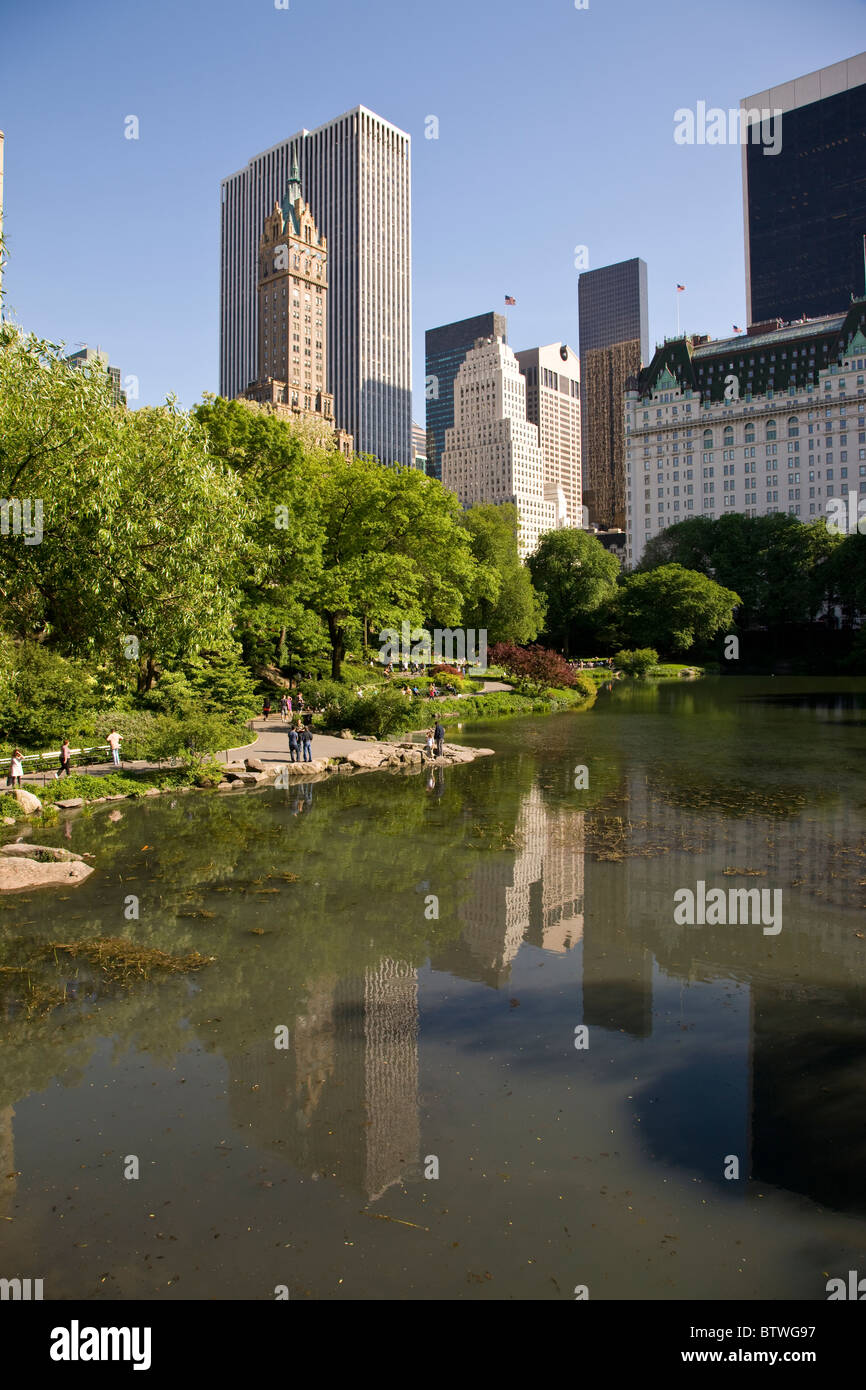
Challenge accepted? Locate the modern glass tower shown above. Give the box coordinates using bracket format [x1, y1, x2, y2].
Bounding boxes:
[742, 53, 866, 324]
[577, 258, 649, 528]
[221, 107, 412, 466]
[425, 311, 507, 480]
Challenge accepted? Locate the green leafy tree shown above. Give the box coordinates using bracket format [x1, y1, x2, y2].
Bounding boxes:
[527, 529, 620, 655]
[612, 565, 740, 654]
[460, 503, 544, 643]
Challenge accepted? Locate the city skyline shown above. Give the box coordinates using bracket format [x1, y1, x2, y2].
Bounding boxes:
[1, 0, 862, 420]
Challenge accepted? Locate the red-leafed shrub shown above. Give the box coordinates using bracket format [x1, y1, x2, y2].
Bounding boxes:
[488, 642, 576, 696]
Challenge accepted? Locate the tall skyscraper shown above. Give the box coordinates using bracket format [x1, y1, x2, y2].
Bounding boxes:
[514, 343, 582, 528]
[578, 258, 649, 529]
[425, 311, 507, 480]
[441, 334, 558, 560]
[742, 53, 866, 325]
[221, 106, 412, 465]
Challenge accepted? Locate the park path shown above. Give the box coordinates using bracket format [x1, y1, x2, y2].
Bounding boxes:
[14, 680, 512, 788]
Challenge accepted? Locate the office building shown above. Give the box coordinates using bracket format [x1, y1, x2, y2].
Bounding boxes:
[425, 311, 508, 481]
[578, 258, 649, 529]
[221, 106, 412, 465]
[742, 53, 866, 324]
[66, 346, 126, 406]
[441, 334, 558, 560]
[240, 153, 353, 455]
[514, 343, 582, 527]
[624, 298, 866, 566]
[411, 421, 427, 472]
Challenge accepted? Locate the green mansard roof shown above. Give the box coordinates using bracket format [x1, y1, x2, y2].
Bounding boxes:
[637, 298, 866, 403]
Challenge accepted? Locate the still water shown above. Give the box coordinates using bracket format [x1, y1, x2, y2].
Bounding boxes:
[1, 676, 865, 1300]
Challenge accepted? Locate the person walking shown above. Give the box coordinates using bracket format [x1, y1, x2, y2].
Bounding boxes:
[287, 725, 300, 763]
[434, 720, 445, 758]
[8, 748, 23, 787]
[300, 725, 313, 762]
[107, 730, 122, 767]
[58, 738, 72, 778]
[262, 697, 272, 721]
[279, 695, 288, 723]
[286, 693, 293, 719]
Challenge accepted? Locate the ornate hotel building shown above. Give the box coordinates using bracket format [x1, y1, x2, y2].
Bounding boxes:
[625, 298, 866, 566]
[240, 154, 353, 455]
[221, 107, 412, 465]
[441, 335, 560, 560]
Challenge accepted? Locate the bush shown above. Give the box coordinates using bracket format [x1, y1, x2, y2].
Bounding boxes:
[488, 642, 576, 696]
[614, 647, 659, 678]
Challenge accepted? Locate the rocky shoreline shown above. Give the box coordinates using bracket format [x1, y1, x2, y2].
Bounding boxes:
[0, 739, 494, 890]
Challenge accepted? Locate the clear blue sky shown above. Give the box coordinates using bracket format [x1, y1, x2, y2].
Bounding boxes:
[1, 0, 862, 417]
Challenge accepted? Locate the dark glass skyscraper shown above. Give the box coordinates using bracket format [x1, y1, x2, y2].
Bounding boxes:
[742, 53, 866, 325]
[425, 311, 507, 480]
[577, 258, 649, 528]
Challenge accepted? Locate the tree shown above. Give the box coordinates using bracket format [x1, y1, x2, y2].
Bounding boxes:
[0, 330, 246, 688]
[527, 529, 620, 655]
[460, 503, 544, 644]
[611, 565, 740, 654]
[640, 513, 838, 629]
[304, 455, 478, 680]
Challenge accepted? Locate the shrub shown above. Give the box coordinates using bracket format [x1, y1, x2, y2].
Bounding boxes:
[488, 642, 577, 696]
[614, 647, 659, 678]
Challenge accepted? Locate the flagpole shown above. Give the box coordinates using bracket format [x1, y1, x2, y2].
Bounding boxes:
[676, 287, 680, 338]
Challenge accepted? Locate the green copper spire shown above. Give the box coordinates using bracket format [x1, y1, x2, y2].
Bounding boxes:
[280, 146, 303, 233]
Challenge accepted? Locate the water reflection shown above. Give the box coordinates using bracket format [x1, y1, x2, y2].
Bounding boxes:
[2, 677, 866, 1297]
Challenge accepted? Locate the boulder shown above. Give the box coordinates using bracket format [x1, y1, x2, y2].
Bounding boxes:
[54, 797, 84, 809]
[342, 748, 390, 770]
[11, 788, 42, 815]
[2, 817, 16, 826]
[244, 757, 266, 772]
[144, 787, 162, 797]
[0, 843, 84, 862]
[222, 763, 247, 777]
[216, 782, 234, 792]
[0, 855, 94, 892]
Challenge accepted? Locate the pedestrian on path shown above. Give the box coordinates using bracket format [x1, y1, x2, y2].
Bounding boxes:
[434, 720, 445, 757]
[58, 738, 72, 778]
[300, 726, 313, 762]
[107, 730, 122, 767]
[287, 725, 300, 763]
[8, 748, 23, 787]
[262, 697, 272, 721]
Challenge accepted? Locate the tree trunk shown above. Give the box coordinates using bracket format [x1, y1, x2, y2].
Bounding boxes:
[327, 614, 345, 682]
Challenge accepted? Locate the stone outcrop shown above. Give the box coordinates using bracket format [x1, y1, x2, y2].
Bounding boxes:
[0, 842, 94, 892]
[10, 788, 42, 815]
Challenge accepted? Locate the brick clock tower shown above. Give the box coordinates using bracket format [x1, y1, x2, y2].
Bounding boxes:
[241, 148, 353, 455]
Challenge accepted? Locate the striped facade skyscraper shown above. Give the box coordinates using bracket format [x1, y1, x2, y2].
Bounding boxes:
[221, 106, 412, 465]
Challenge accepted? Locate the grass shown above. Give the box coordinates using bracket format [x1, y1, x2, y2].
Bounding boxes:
[41, 937, 214, 983]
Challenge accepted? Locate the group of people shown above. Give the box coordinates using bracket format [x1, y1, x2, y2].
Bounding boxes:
[286, 723, 314, 762]
[5, 729, 123, 788]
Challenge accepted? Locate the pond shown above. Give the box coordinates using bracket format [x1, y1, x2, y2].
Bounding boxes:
[1, 675, 865, 1300]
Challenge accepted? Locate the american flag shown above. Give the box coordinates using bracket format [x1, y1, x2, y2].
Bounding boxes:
[505, 295, 516, 306]
[733, 324, 742, 333]
[676, 284, 685, 292]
